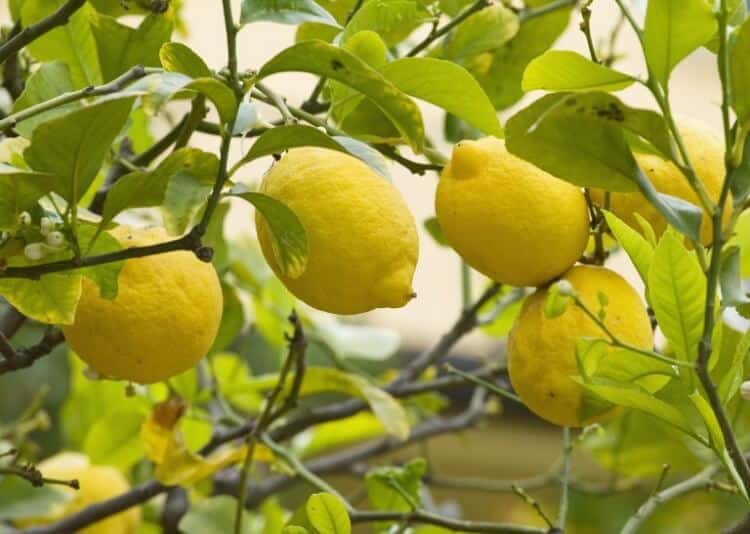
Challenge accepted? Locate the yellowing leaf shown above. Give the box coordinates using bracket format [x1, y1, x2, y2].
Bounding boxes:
[141, 397, 272, 486]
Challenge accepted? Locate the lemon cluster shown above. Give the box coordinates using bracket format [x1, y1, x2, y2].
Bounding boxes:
[435, 122, 723, 426]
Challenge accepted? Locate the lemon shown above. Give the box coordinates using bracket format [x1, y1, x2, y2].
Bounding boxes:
[62, 226, 222, 384]
[256, 147, 419, 315]
[17, 452, 139, 534]
[591, 118, 728, 245]
[436, 137, 589, 287]
[508, 265, 654, 427]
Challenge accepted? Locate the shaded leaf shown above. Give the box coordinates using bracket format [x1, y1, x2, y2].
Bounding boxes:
[12, 61, 77, 137]
[234, 191, 308, 279]
[0, 165, 57, 230]
[342, 0, 432, 46]
[441, 4, 518, 59]
[24, 96, 136, 204]
[237, 124, 346, 169]
[178, 496, 254, 534]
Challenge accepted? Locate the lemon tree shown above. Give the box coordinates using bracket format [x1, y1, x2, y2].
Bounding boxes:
[1, 1, 750, 534]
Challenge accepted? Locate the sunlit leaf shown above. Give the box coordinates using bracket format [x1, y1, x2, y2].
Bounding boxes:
[603, 210, 654, 284]
[523, 50, 634, 92]
[648, 230, 706, 361]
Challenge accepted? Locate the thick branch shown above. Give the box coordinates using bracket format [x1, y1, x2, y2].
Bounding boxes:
[0, 0, 86, 65]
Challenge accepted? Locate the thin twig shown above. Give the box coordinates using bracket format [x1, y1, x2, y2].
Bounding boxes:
[406, 0, 491, 57]
[558, 427, 572, 530]
[0, 328, 64, 375]
[350, 510, 545, 533]
[0, 464, 79, 490]
[233, 312, 306, 534]
[0, 65, 152, 133]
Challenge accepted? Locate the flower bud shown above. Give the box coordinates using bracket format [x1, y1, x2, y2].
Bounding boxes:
[741, 381, 750, 401]
[24, 242, 47, 261]
[556, 279, 576, 297]
[46, 231, 65, 247]
[17, 211, 31, 226]
[40, 217, 55, 236]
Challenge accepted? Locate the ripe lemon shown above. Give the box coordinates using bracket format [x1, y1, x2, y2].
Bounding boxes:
[256, 147, 419, 315]
[508, 265, 654, 427]
[591, 118, 728, 245]
[436, 137, 589, 287]
[17, 452, 139, 534]
[62, 226, 222, 383]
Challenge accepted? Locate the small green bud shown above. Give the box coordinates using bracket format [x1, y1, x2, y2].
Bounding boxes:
[46, 231, 65, 247]
[24, 242, 47, 261]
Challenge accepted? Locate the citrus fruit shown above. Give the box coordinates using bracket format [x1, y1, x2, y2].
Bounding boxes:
[590, 118, 728, 245]
[18, 452, 139, 534]
[508, 265, 654, 427]
[62, 226, 222, 383]
[436, 137, 589, 287]
[256, 147, 418, 315]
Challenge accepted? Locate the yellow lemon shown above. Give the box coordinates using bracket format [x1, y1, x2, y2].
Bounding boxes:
[436, 137, 589, 287]
[18, 452, 139, 534]
[62, 226, 222, 383]
[256, 147, 419, 315]
[508, 265, 653, 427]
[591, 118, 727, 245]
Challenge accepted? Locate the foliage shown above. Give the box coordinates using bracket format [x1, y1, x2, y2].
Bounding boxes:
[0, 0, 749, 533]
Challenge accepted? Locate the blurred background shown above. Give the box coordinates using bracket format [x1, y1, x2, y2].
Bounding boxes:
[1, 1, 749, 532]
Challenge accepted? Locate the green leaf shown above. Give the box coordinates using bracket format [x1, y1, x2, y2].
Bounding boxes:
[522, 50, 635, 92]
[718, 327, 750, 403]
[24, 95, 136, 204]
[505, 92, 640, 192]
[240, 0, 340, 27]
[0, 165, 57, 230]
[162, 171, 214, 236]
[643, 0, 717, 87]
[423, 216, 448, 247]
[342, 0, 433, 47]
[83, 409, 145, 471]
[440, 4, 519, 59]
[380, 57, 501, 136]
[732, 18, 750, 125]
[0, 476, 72, 520]
[466, 0, 571, 110]
[305, 493, 351, 534]
[90, 12, 172, 82]
[730, 131, 750, 204]
[160, 42, 212, 78]
[543, 281, 571, 319]
[236, 125, 346, 169]
[22, 1, 101, 88]
[258, 40, 424, 150]
[366, 458, 425, 513]
[234, 191, 308, 279]
[603, 210, 654, 284]
[101, 147, 218, 229]
[632, 181, 703, 244]
[12, 61, 77, 137]
[720, 246, 750, 307]
[648, 230, 706, 361]
[0, 267, 82, 325]
[76, 223, 124, 299]
[688, 390, 723, 450]
[331, 136, 391, 179]
[179, 496, 254, 534]
[185, 78, 238, 126]
[577, 377, 700, 440]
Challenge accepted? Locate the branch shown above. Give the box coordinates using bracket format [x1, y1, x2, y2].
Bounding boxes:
[350, 510, 545, 534]
[0, 230, 206, 280]
[620, 464, 724, 534]
[406, 0, 491, 57]
[234, 312, 306, 533]
[216, 387, 490, 507]
[0, 65, 152, 133]
[0, 463, 79, 490]
[0, 0, 86, 65]
[0, 327, 64, 375]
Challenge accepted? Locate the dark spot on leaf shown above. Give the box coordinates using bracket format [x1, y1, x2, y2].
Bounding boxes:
[331, 60, 344, 71]
[549, 391, 556, 398]
[565, 98, 577, 107]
